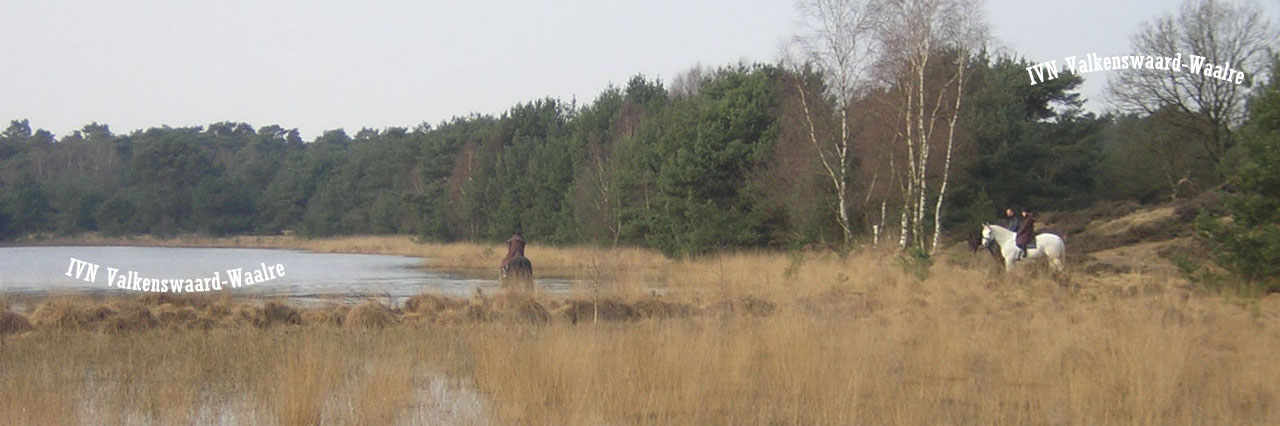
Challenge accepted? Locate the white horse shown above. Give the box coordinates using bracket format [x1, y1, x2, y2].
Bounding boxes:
[980, 223, 1066, 273]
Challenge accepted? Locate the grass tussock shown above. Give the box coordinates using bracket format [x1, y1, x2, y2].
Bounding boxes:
[4, 241, 1280, 424]
[0, 310, 32, 335]
[1, 290, 779, 336]
[346, 301, 398, 328]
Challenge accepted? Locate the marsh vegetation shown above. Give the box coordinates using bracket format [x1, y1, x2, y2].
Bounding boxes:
[3, 237, 1278, 425]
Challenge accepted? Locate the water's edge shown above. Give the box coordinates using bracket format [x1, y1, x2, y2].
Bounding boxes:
[0, 246, 570, 305]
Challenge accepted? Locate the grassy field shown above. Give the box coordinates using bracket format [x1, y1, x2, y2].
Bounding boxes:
[3, 236, 1280, 425]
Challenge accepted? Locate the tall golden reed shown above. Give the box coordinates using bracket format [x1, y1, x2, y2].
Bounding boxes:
[2, 236, 1278, 425]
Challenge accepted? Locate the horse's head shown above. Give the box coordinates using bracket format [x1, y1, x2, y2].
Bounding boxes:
[969, 223, 995, 254]
[979, 223, 994, 249]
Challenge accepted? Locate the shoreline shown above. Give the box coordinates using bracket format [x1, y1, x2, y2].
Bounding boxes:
[0, 233, 606, 289]
[1, 234, 362, 250]
[7, 232, 670, 275]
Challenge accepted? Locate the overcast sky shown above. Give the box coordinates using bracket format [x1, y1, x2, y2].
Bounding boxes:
[1, 0, 1276, 140]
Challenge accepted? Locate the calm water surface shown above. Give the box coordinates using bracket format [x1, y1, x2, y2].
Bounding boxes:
[0, 246, 568, 303]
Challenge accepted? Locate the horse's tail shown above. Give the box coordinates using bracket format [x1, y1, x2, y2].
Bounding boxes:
[503, 256, 534, 292]
[508, 256, 533, 278]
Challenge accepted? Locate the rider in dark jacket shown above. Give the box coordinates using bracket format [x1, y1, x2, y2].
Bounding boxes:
[1005, 208, 1021, 232]
[1015, 209, 1036, 258]
[501, 232, 525, 269]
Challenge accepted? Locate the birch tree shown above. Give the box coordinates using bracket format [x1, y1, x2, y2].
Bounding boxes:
[875, 0, 986, 255]
[790, 0, 880, 247]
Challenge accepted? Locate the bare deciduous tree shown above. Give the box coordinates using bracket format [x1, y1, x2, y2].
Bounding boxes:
[789, 0, 880, 248]
[789, 0, 985, 252]
[875, 0, 986, 254]
[1108, 0, 1275, 167]
[669, 64, 706, 99]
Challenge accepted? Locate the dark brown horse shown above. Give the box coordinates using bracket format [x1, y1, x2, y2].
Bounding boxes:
[501, 256, 534, 292]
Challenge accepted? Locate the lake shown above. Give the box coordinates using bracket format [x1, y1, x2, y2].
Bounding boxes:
[0, 246, 569, 303]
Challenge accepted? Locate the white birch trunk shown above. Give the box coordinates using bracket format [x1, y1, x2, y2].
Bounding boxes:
[795, 78, 854, 247]
[929, 52, 969, 254]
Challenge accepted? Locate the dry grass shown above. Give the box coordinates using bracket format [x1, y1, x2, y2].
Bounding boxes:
[0, 311, 32, 335]
[3, 239, 1280, 425]
[346, 301, 398, 328]
[0, 324, 486, 425]
[1071, 205, 1177, 239]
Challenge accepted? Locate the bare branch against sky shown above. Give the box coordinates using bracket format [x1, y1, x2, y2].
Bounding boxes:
[1107, 0, 1275, 164]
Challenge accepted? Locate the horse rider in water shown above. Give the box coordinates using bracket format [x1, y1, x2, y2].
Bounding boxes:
[500, 231, 525, 278]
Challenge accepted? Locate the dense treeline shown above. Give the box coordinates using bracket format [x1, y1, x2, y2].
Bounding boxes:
[2, 0, 1277, 270]
[0, 55, 1220, 257]
[0, 61, 1218, 254]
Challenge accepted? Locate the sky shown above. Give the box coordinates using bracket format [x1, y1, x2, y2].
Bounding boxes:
[1, 0, 1276, 140]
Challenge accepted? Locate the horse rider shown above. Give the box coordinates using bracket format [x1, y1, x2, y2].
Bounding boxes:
[1015, 208, 1036, 259]
[500, 231, 525, 277]
[1005, 207, 1021, 232]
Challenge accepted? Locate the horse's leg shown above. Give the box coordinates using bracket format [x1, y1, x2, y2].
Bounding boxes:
[1047, 252, 1072, 288]
[1044, 239, 1064, 272]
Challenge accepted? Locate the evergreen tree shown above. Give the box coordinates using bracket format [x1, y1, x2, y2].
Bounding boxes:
[1196, 55, 1280, 290]
[3, 173, 54, 234]
[648, 66, 780, 256]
